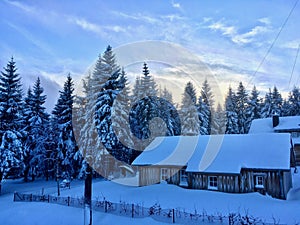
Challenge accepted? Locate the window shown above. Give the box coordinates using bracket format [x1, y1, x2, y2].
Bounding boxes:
[161, 168, 169, 181]
[255, 175, 264, 188]
[208, 176, 218, 190]
[179, 169, 188, 186]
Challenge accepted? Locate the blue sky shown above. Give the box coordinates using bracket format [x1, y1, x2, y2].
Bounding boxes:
[0, 0, 300, 109]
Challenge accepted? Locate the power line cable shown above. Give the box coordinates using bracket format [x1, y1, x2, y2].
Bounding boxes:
[247, 0, 299, 88]
[293, 44, 300, 86]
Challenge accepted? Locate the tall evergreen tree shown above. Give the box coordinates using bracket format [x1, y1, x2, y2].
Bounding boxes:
[52, 74, 80, 179]
[111, 69, 136, 163]
[281, 99, 291, 117]
[77, 52, 112, 173]
[129, 63, 159, 141]
[131, 76, 143, 105]
[235, 82, 249, 134]
[0, 58, 24, 194]
[141, 62, 157, 97]
[130, 76, 180, 149]
[95, 46, 124, 162]
[225, 86, 239, 134]
[197, 96, 210, 135]
[246, 86, 261, 132]
[180, 82, 200, 136]
[200, 79, 214, 134]
[288, 86, 300, 116]
[261, 89, 273, 118]
[23, 78, 49, 181]
[211, 103, 225, 134]
[271, 86, 282, 115]
[160, 86, 173, 103]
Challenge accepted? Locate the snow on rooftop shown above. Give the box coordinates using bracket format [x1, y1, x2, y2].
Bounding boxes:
[132, 135, 200, 166]
[132, 133, 291, 174]
[249, 116, 300, 133]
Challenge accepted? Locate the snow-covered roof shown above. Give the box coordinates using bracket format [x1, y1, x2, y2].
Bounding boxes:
[249, 116, 300, 133]
[132, 136, 199, 167]
[132, 133, 291, 174]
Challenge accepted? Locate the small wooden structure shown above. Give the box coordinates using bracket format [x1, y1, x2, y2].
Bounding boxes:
[132, 134, 292, 199]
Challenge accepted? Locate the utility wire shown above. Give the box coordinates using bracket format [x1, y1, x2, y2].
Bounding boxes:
[293, 44, 300, 86]
[247, 0, 299, 88]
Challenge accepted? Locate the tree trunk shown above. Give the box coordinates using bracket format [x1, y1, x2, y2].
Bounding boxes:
[84, 164, 92, 225]
[23, 166, 30, 182]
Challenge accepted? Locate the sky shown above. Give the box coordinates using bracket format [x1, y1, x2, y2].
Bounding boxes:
[0, 0, 300, 110]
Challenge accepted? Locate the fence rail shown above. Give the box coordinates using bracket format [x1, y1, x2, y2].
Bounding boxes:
[13, 192, 273, 224]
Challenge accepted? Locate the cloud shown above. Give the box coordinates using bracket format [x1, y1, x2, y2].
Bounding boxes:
[206, 19, 271, 45]
[112, 11, 159, 24]
[69, 17, 103, 34]
[258, 17, 271, 25]
[4, 0, 36, 13]
[280, 39, 300, 50]
[171, 0, 181, 9]
[232, 25, 269, 45]
[207, 21, 236, 36]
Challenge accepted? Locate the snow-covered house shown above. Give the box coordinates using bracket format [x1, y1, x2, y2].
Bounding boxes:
[249, 115, 300, 166]
[132, 133, 292, 199]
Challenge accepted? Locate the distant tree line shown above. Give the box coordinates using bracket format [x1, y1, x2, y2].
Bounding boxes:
[1, 46, 300, 193]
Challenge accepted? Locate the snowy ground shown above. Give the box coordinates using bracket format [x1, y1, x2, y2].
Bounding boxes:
[1, 170, 300, 225]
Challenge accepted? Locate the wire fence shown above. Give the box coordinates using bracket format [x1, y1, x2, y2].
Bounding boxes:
[13, 192, 277, 225]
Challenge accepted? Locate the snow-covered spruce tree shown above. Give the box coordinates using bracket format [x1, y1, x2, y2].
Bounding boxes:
[197, 96, 210, 135]
[94, 46, 125, 163]
[211, 103, 225, 134]
[159, 86, 181, 136]
[23, 88, 33, 181]
[95, 70, 122, 161]
[23, 78, 50, 181]
[52, 74, 80, 179]
[200, 79, 214, 134]
[261, 89, 273, 118]
[180, 82, 200, 136]
[245, 86, 261, 133]
[141, 62, 157, 97]
[77, 52, 112, 174]
[160, 86, 173, 103]
[281, 99, 291, 117]
[235, 82, 249, 134]
[0, 58, 24, 194]
[129, 63, 158, 140]
[129, 64, 180, 153]
[131, 76, 144, 106]
[288, 86, 300, 116]
[225, 86, 239, 134]
[271, 86, 282, 116]
[111, 69, 136, 163]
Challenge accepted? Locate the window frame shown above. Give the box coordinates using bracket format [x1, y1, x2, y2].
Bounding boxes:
[255, 175, 264, 188]
[179, 169, 188, 186]
[208, 176, 218, 190]
[160, 168, 169, 182]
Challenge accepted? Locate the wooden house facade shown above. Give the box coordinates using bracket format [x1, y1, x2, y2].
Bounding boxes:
[133, 134, 293, 200]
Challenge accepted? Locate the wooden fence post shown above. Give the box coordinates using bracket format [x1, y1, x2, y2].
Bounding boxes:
[172, 209, 175, 223]
[105, 201, 107, 213]
[68, 196, 70, 206]
[132, 204, 134, 218]
[48, 195, 50, 203]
